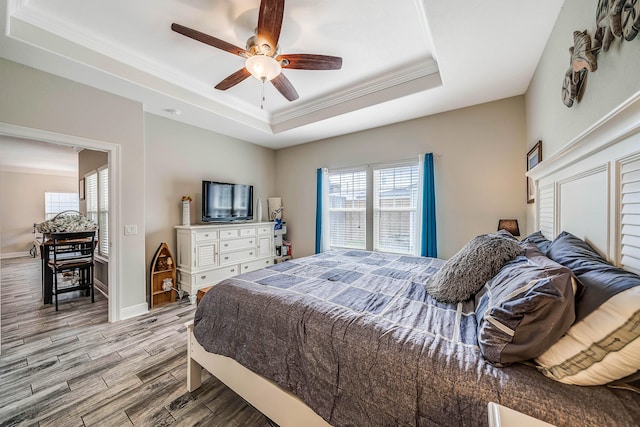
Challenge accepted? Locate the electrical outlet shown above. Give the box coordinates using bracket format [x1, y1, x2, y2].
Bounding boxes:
[124, 224, 137, 235]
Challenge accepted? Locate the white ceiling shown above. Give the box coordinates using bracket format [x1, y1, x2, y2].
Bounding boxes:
[0, 136, 78, 175]
[0, 0, 564, 149]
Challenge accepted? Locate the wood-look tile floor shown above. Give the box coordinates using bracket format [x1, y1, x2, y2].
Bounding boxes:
[0, 257, 271, 426]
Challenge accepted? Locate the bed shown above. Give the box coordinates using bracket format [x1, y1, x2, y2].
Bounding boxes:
[186, 96, 640, 427]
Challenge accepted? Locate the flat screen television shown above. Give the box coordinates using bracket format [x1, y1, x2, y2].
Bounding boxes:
[202, 181, 253, 222]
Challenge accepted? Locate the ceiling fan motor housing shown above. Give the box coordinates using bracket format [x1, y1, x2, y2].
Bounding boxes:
[246, 35, 279, 57]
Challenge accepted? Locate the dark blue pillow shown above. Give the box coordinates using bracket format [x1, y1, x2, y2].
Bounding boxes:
[475, 243, 578, 366]
[546, 231, 639, 321]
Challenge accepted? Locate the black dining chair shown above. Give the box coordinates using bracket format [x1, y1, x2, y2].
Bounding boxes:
[47, 231, 96, 311]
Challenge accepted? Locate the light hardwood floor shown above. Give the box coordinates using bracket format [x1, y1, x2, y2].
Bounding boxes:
[0, 257, 271, 426]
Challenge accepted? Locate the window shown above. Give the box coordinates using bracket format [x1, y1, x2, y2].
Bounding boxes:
[85, 166, 109, 257]
[45, 192, 79, 220]
[373, 163, 419, 254]
[327, 160, 420, 255]
[328, 169, 367, 249]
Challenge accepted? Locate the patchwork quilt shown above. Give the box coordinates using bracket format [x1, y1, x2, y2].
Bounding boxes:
[193, 250, 640, 426]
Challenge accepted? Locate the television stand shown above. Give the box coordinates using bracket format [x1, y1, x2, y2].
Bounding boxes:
[175, 222, 275, 303]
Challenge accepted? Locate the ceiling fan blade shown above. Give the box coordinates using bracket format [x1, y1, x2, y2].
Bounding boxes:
[171, 23, 248, 57]
[215, 68, 251, 90]
[257, 0, 285, 54]
[277, 54, 343, 70]
[271, 73, 299, 101]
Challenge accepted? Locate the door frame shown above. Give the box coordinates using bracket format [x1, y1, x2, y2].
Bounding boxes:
[0, 122, 120, 323]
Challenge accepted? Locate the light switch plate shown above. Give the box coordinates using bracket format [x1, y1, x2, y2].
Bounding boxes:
[124, 224, 138, 235]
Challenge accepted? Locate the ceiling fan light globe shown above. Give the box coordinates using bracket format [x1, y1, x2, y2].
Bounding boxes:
[245, 55, 282, 81]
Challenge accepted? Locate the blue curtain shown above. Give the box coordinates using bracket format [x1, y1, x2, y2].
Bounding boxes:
[315, 168, 323, 254]
[421, 153, 437, 257]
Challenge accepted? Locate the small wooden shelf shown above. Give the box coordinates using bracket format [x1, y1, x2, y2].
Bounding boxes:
[150, 243, 177, 309]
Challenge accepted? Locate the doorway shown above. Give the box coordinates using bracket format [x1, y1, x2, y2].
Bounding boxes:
[0, 122, 120, 328]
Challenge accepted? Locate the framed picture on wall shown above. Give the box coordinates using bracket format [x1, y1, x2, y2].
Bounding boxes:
[79, 178, 85, 200]
[527, 140, 542, 204]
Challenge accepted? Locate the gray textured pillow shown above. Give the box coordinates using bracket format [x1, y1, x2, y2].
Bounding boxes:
[425, 233, 524, 303]
[475, 243, 578, 366]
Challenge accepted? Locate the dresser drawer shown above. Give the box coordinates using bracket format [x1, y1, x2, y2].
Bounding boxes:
[195, 265, 238, 286]
[219, 248, 256, 265]
[219, 237, 255, 253]
[257, 225, 271, 235]
[240, 257, 273, 273]
[220, 229, 239, 239]
[195, 230, 217, 241]
[240, 227, 256, 237]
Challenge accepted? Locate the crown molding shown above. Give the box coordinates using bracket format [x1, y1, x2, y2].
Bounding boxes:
[0, 165, 76, 177]
[272, 59, 439, 128]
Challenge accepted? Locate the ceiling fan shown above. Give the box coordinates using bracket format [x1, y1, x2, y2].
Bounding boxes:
[171, 0, 343, 102]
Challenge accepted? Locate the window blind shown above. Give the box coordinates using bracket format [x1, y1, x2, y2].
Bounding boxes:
[98, 167, 109, 256]
[373, 163, 419, 254]
[85, 173, 98, 226]
[328, 169, 367, 249]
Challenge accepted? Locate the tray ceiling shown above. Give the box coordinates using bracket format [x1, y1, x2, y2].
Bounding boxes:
[0, 0, 564, 148]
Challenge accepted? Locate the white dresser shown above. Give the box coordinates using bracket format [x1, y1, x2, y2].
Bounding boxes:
[175, 222, 275, 303]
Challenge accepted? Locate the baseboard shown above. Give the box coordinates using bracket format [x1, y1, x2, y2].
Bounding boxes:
[94, 278, 108, 297]
[0, 252, 31, 259]
[119, 302, 148, 320]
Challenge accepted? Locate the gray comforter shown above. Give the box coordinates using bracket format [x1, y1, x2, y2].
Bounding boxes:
[193, 250, 640, 426]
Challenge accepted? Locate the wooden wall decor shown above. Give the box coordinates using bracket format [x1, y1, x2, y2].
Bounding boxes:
[562, 0, 640, 108]
[150, 242, 177, 309]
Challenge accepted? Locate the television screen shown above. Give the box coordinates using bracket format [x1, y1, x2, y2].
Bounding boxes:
[202, 181, 253, 222]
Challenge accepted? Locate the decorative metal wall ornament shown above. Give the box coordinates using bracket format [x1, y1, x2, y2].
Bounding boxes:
[562, 0, 640, 108]
[562, 31, 599, 107]
[622, 0, 640, 40]
[596, 0, 624, 51]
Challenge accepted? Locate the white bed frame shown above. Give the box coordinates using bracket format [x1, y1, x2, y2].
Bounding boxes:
[185, 94, 640, 427]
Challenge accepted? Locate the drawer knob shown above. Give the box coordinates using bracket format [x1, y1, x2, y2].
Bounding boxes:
[200, 275, 206, 279]
[249, 252, 253, 255]
[265, 260, 269, 264]
[224, 256, 229, 260]
[244, 266, 248, 269]
[224, 243, 229, 247]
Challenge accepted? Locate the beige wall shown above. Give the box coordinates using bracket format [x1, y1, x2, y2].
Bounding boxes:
[275, 96, 527, 259]
[0, 57, 146, 315]
[524, 0, 640, 233]
[78, 148, 108, 214]
[0, 170, 76, 255]
[144, 113, 277, 295]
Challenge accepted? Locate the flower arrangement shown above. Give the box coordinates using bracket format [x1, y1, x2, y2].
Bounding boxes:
[181, 196, 192, 203]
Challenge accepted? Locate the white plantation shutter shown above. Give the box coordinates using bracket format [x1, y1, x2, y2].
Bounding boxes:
[373, 163, 419, 254]
[85, 173, 98, 226]
[85, 168, 109, 257]
[328, 169, 367, 249]
[98, 167, 109, 256]
[620, 158, 640, 275]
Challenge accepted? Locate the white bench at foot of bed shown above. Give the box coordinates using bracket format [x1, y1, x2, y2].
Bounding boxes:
[186, 320, 331, 427]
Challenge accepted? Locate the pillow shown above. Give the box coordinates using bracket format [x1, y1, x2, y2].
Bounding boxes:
[535, 232, 640, 385]
[546, 231, 636, 321]
[425, 233, 524, 303]
[475, 244, 579, 366]
[521, 231, 551, 253]
[495, 229, 518, 241]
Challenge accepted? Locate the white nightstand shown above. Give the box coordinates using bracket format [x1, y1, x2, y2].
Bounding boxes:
[488, 403, 556, 427]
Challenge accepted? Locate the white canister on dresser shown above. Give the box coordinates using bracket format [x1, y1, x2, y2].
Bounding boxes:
[182, 201, 190, 226]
